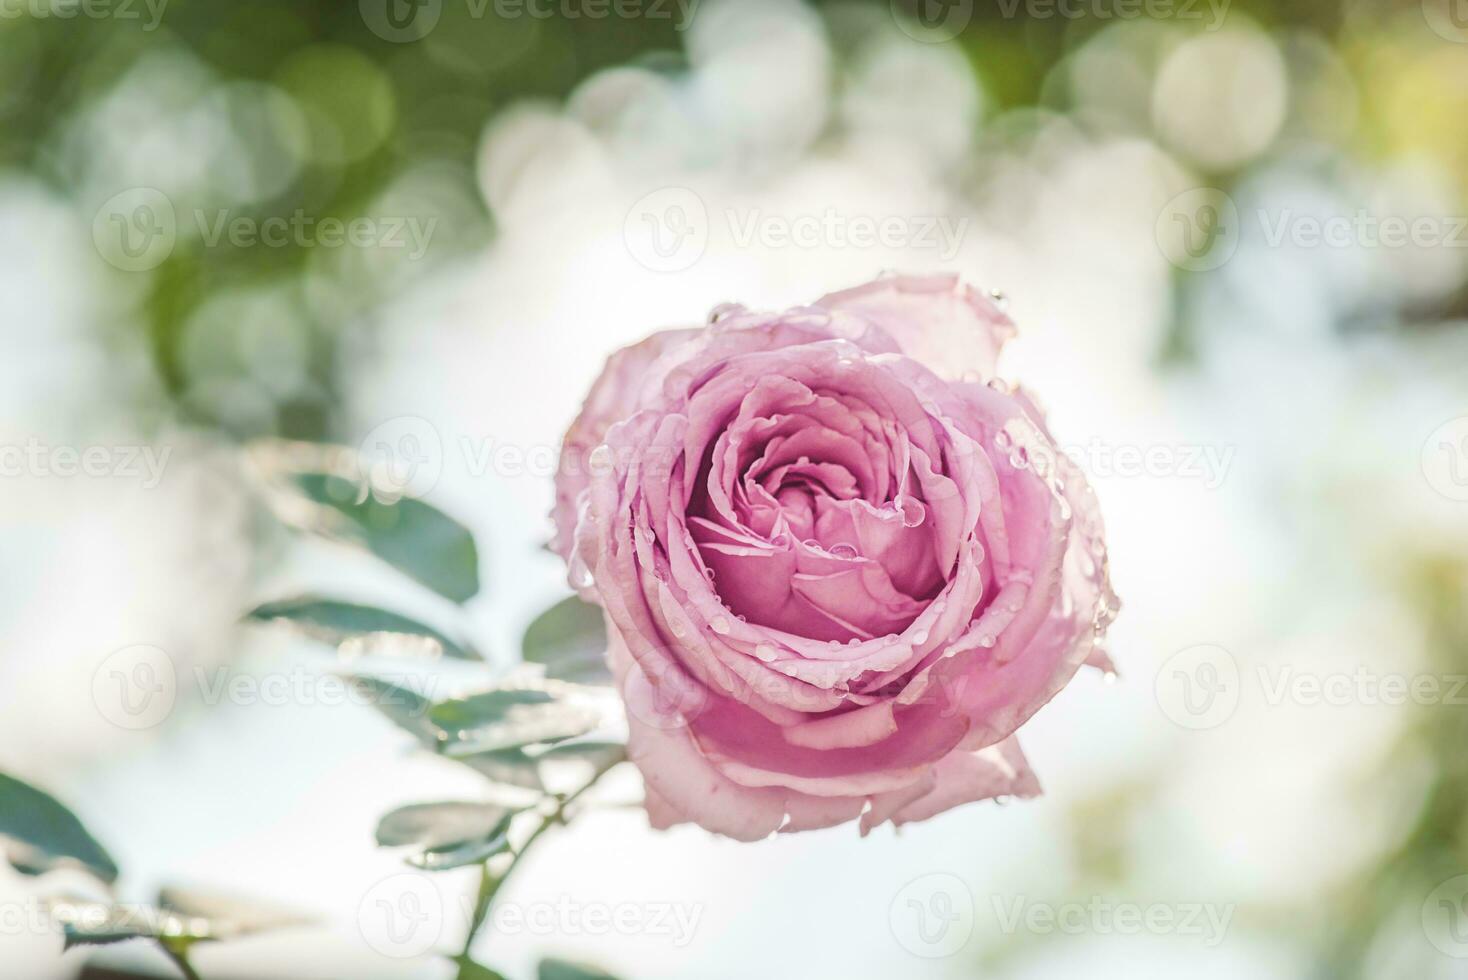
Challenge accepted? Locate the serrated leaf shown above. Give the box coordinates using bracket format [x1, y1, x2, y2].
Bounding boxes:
[522, 597, 610, 683]
[537, 741, 627, 773]
[432, 690, 600, 755]
[293, 471, 480, 603]
[453, 747, 545, 791]
[344, 674, 443, 746]
[0, 773, 118, 884]
[252, 441, 480, 604]
[247, 596, 477, 660]
[49, 899, 210, 951]
[539, 957, 622, 980]
[158, 887, 313, 939]
[376, 802, 516, 850]
[409, 834, 512, 871]
[376, 803, 516, 872]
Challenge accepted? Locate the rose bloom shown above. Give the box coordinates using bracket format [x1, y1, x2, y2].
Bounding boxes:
[552, 274, 1118, 840]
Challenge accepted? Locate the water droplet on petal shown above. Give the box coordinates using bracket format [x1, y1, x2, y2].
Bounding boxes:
[710, 616, 731, 635]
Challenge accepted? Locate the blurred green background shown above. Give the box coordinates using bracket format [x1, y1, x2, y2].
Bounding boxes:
[3, 0, 1468, 977]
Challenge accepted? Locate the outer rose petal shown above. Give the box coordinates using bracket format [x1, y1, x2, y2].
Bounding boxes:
[815, 272, 1015, 382]
[886, 737, 1040, 828]
[551, 327, 698, 564]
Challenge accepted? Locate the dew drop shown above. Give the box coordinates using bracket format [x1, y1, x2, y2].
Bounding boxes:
[710, 616, 732, 635]
[830, 542, 858, 559]
[911, 628, 930, 645]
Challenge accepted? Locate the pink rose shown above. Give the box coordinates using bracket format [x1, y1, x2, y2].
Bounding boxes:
[553, 274, 1118, 840]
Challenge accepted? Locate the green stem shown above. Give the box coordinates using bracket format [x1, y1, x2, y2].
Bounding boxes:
[459, 757, 623, 959]
[160, 942, 203, 980]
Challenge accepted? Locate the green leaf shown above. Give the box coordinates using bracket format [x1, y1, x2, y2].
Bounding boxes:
[344, 674, 443, 746]
[453, 747, 546, 791]
[429, 689, 554, 728]
[409, 835, 512, 871]
[0, 773, 118, 883]
[291, 471, 481, 604]
[50, 899, 207, 951]
[537, 741, 627, 773]
[522, 597, 610, 683]
[49, 888, 308, 952]
[376, 802, 516, 872]
[453, 956, 509, 980]
[539, 957, 623, 980]
[431, 689, 600, 754]
[376, 802, 516, 849]
[247, 595, 477, 660]
[158, 887, 313, 939]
